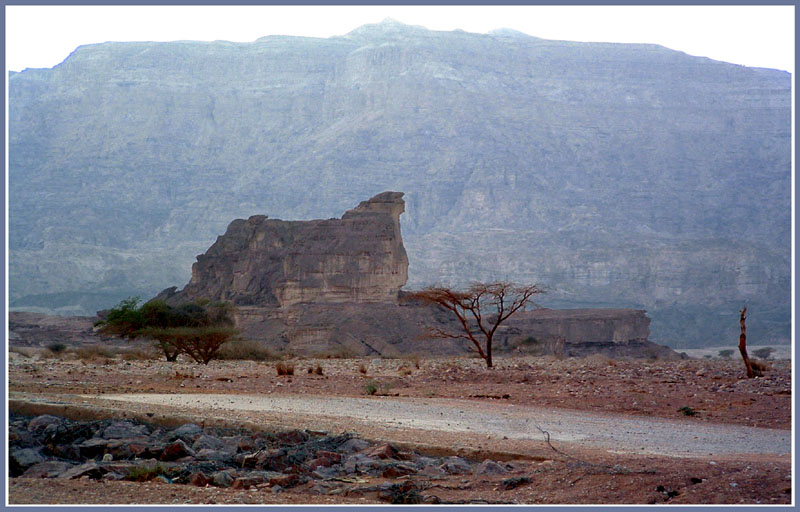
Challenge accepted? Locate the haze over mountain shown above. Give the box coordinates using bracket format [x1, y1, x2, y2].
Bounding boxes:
[9, 19, 791, 348]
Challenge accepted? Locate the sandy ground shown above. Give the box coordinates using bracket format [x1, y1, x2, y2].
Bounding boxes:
[7, 352, 794, 505]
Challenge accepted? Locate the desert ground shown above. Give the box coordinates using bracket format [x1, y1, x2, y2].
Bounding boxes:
[7, 335, 792, 506]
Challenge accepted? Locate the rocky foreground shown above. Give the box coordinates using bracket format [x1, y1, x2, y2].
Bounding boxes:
[11, 412, 522, 504]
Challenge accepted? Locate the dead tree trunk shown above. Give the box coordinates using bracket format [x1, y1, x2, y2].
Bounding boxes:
[738, 306, 761, 378]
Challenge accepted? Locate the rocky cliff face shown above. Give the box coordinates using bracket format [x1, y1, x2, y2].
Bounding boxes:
[9, 20, 791, 347]
[162, 192, 408, 307]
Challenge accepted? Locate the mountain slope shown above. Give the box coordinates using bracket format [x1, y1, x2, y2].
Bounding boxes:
[9, 20, 791, 347]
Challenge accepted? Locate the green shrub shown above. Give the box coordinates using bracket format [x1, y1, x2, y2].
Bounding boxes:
[364, 380, 379, 396]
[753, 347, 775, 360]
[97, 296, 237, 363]
[126, 463, 168, 482]
[678, 406, 698, 417]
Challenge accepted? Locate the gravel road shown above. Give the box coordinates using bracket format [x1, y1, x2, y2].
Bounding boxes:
[96, 393, 790, 458]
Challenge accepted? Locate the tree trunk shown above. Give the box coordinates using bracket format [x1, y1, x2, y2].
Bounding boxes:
[485, 336, 493, 368]
[738, 306, 760, 378]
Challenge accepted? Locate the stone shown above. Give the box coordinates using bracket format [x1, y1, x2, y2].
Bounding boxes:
[274, 430, 310, 445]
[362, 443, 399, 460]
[339, 438, 371, 454]
[502, 476, 532, 490]
[190, 472, 210, 487]
[21, 460, 76, 479]
[102, 421, 149, 439]
[160, 439, 196, 461]
[195, 448, 236, 462]
[27, 415, 62, 432]
[212, 470, 235, 488]
[440, 456, 472, 475]
[381, 463, 418, 478]
[168, 423, 203, 441]
[58, 462, 106, 480]
[475, 459, 508, 476]
[11, 447, 47, 472]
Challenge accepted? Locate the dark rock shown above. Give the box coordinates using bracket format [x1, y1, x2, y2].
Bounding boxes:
[102, 421, 149, 439]
[274, 429, 310, 445]
[212, 470, 235, 488]
[196, 448, 236, 462]
[339, 438, 371, 454]
[77, 438, 110, 460]
[440, 456, 472, 475]
[28, 415, 62, 433]
[168, 423, 203, 441]
[190, 472, 210, 487]
[475, 459, 508, 476]
[21, 460, 76, 478]
[381, 463, 418, 478]
[502, 476, 532, 490]
[58, 462, 106, 480]
[10, 447, 47, 475]
[363, 443, 398, 460]
[160, 439, 195, 461]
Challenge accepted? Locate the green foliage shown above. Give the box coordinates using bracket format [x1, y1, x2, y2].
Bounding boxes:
[364, 380, 379, 396]
[97, 296, 237, 363]
[718, 349, 734, 359]
[126, 463, 168, 482]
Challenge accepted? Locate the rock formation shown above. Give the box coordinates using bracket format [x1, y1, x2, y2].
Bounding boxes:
[153, 192, 676, 358]
[160, 191, 408, 307]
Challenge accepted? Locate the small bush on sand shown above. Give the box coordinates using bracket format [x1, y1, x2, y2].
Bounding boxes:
[365, 380, 379, 395]
[120, 348, 157, 361]
[46, 342, 67, 354]
[718, 349, 734, 359]
[276, 362, 295, 376]
[217, 338, 277, 361]
[314, 364, 323, 376]
[678, 406, 698, 417]
[74, 345, 117, 361]
[358, 364, 368, 375]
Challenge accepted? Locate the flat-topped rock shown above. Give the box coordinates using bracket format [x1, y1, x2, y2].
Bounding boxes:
[161, 192, 408, 308]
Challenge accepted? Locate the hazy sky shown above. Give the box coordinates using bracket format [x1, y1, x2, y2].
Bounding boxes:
[5, 5, 795, 74]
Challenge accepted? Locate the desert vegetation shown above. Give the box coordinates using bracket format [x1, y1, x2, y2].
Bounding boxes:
[410, 282, 545, 368]
[94, 297, 238, 364]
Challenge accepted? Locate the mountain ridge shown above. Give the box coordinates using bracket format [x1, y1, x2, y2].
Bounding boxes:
[9, 20, 790, 348]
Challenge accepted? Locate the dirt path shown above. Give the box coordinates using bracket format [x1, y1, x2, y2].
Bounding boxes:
[94, 393, 789, 458]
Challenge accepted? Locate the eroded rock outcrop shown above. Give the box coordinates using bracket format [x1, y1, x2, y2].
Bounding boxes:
[161, 192, 408, 308]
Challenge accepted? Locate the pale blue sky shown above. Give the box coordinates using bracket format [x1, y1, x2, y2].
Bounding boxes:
[6, 5, 795, 73]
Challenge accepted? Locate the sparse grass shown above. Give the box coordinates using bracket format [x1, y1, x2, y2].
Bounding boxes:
[8, 346, 35, 358]
[126, 463, 168, 482]
[276, 361, 295, 376]
[120, 347, 158, 361]
[217, 338, 278, 361]
[364, 380, 379, 396]
[74, 345, 117, 362]
[399, 367, 413, 376]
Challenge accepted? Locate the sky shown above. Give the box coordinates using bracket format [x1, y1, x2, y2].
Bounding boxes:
[5, 5, 795, 74]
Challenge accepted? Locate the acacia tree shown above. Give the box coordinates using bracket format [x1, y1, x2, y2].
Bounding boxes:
[410, 281, 545, 368]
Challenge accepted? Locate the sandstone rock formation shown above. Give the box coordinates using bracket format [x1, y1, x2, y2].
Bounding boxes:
[161, 191, 408, 308]
[153, 192, 675, 358]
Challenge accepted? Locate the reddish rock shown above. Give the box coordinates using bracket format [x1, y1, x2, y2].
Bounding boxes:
[159, 439, 195, 461]
[190, 472, 210, 487]
[364, 443, 398, 460]
[381, 464, 418, 478]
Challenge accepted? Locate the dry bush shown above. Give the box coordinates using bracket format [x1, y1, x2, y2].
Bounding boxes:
[8, 346, 35, 358]
[307, 367, 314, 374]
[314, 364, 323, 376]
[217, 338, 277, 361]
[276, 362, 295, 376]
[399, 367, 412, 376]
[358, 364, 368, 375]
[74, 345, 117, 361]
[121, 347, 158, 361]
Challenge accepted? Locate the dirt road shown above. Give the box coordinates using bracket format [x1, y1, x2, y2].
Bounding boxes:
[93, 393, 789, 459]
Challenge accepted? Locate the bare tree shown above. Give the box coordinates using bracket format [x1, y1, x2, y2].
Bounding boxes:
[738, 306, 762, 378]
[410, 282, 544, 368]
